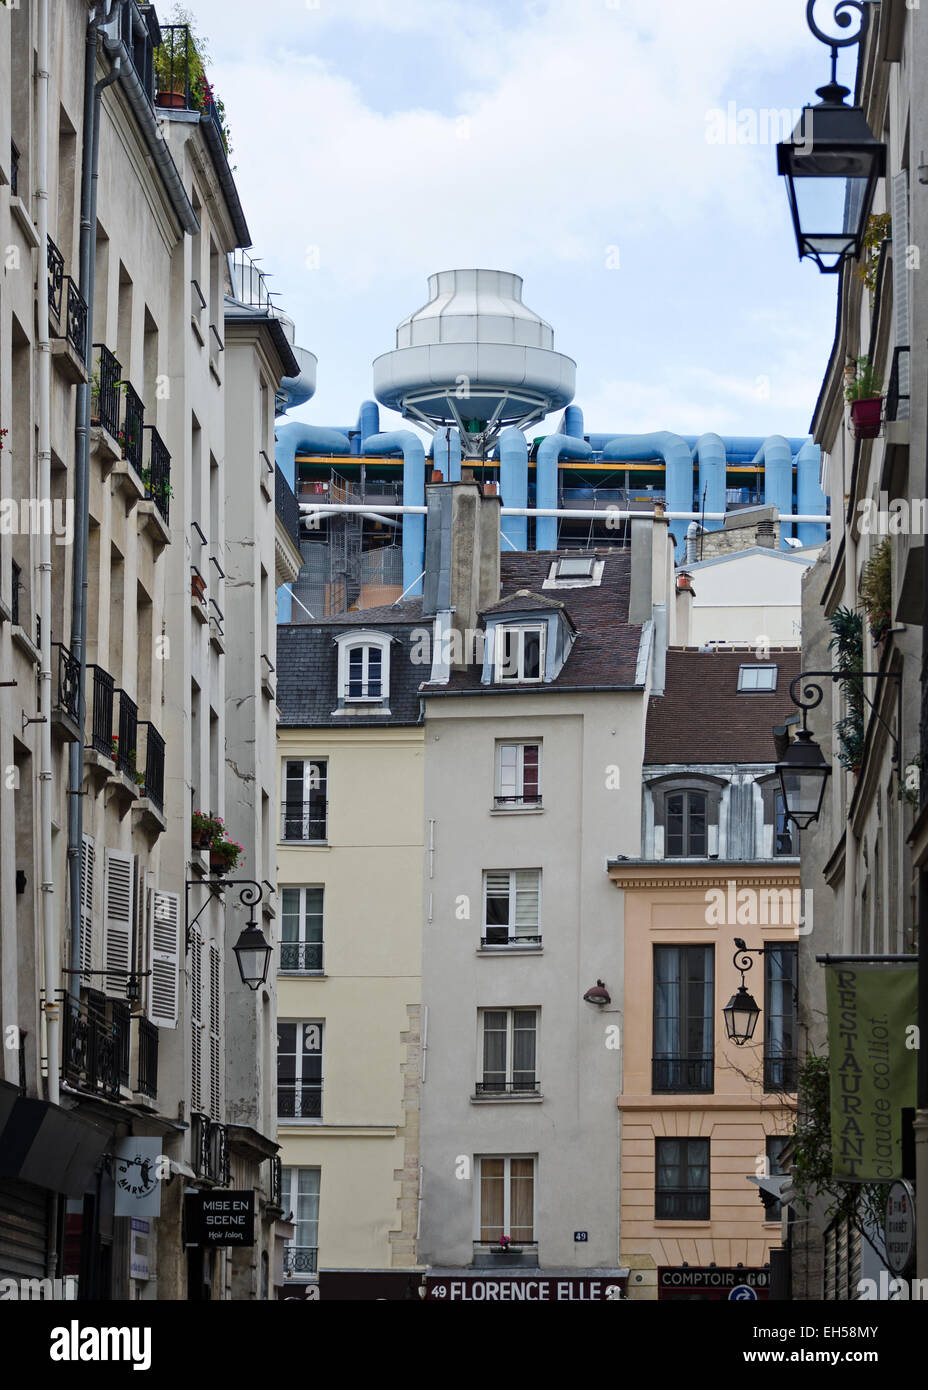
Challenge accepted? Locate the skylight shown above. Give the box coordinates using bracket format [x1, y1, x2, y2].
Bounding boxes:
[738, 664, 778, 692]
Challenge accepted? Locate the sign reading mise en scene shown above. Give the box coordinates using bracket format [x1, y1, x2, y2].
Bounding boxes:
[184, 1190, 255, 1247]
[825, 966, 917, 1181]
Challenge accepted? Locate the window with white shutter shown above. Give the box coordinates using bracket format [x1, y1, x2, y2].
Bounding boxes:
[190, 933, 203, 1113]
[148, 889, 180, 1028]
[102, 848, 135, 998]
[482, 869, 542, 947]
[209, 943, 222, 1120]
[79, 835, 95, 979]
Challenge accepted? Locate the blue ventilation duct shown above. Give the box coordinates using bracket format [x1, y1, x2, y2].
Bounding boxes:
[363, 431, 426, 595]
[755, 436, 794, 548]
[600, 431, 693, 559]
[275, 420, 351, 491]
[499, 427, 528, 551]
[692, 433, 726, 535]
[358, 399, 380, 447]
[796, 440, 827, 546]
[563, 404, 585, 440]
[535, 434, 593, 550]
[432, 427, 462, 482]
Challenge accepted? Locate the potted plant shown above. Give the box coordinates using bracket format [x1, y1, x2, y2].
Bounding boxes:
[191, 809, 224, 849]
[845, 356, 883, 439]
[110, 734, 119, 761]
[209, 839, 242, 876]
[90, 368, 101, 425]
[492, 1235, 522, 1255]
[153, 7, 206, 108]
[859, 537, 893, 646]
[128, 750, 145, 787]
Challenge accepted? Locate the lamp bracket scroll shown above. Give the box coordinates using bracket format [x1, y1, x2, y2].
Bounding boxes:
[806, 1, 870, 87]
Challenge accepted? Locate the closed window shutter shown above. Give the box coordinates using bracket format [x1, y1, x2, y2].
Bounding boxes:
[79, 835, 95, 978]
[102, 848, 135, 998]
[209, 944, 222, 1119]
[514, 870, 540, 932]
[892, 170, 910, 414]
[190, 933, 203, 1112]
[149, 889, 180, 1028]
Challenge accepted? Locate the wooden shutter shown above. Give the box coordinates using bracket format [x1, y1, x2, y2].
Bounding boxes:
[190, 932, 203, 1112]
[102, 848, 135, 998]
[79, 835, 95, 978]
[892, 169, 910, 415]
[209, 943, 222, 1120]
[148, 889, 180, 1028]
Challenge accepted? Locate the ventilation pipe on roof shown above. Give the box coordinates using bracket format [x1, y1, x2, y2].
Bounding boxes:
[358, 399, 380, 448]
[363, 431, 426, 594]
[600, 432, 693, 559]
[692, 433, 726, 534]
[274, 421, 351, 491]
[562, 404, 585, 439]
[755, 436, 793, 548]
[499, 427, 528, 551]
[432, 427, 462, 482]
[795, 440, 827, 546]
[535, 433, 593, 550]
[685, 521, 703, 564]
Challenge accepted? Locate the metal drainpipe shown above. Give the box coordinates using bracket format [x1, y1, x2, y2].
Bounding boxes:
[68, 9, 121, 984]
[36, 0, 59, 1105]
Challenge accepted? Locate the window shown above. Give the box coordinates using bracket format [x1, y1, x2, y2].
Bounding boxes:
[482, 870, 541, 947]
[655, 1138, 710, 1220]
[280, 887, 324, 973]
[738, 664, 778, 692]
[665, 791, 707, 857]
[277, 1021, 323, 1119]
[653, 946, 714, 1092]
[335, 631, 391, 704]
[282, 759, 327, 842]
[477, 1009, 538, 1096]
[495, 742, 541, 807]
[544, 556, 604, 589]
[763, 1137, 789, 1223]
[281, 1167, 320, 1278]
[478, 1157, 535, 1243]
[764, 944, 798, 1091]
[496, 624, 544, 682]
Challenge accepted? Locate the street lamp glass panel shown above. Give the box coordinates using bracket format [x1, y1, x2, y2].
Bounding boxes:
[789, 171, 869, 264]
[233, 923, 272, 991]
[777, 765, 829, 830]
[723, 987, 761, 1047]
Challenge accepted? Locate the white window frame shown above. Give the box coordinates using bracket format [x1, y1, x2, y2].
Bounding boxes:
[281, 758, 328, 843]
[279, 885, 324, 974]
[277, 1019, 324, 1124]
[495, 623, 545, 683]
[335, 630, 391, 703]
[494, 741, 542, 807]
[482, 869, 542, 946]
[478, 1008, 539, 1094]
[737, 664, 778, 692]
[281, 1166, 320, 1281]
[476, 1155, 537, 1243]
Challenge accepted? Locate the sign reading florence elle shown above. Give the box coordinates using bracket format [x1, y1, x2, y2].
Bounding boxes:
[826, 966, 917, 1181]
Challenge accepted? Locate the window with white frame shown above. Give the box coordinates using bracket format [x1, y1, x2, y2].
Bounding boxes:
[483, 869, 542, 947]
[737, 664, 778, 692]
[277, 1021, 323, 1120]
[496, 624, 545, 682]
[478, 1156, 536, 1244]
[280, 887, 324, 973]
[282, 759, 327, 842]
[495, 742, 541, 807]
[281, 1167, 320, 1278]
[335, 631, 391, 703]
[477, 1009, 539, 1095]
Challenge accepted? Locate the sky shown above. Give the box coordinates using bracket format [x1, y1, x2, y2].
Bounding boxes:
[178, 0, 858, 443]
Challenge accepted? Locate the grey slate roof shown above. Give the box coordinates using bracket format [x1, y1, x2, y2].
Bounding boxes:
[277, 617, 429, 727]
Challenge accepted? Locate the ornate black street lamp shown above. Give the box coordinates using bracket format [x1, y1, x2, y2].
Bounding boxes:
[777, 1, 886, 272]
[723, 940, 765, 1046]
[185, 877, 273, 991]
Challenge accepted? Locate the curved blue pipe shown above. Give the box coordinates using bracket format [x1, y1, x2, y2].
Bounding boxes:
[583, 432, 811, 462]
[499, 428, 528, 551]
[755, 436, 794, 548]
[358, 400, 380, 448]
[600, 431, 693, 558]
[536, 434, 593, 550]
[563, 404, 585, 440]
[362, 430, 426, 594]
[432, 428, 462, 482]
[796, 440, 827, 546]
[692, 433, 726, 534]
[275, 420, 351, 491]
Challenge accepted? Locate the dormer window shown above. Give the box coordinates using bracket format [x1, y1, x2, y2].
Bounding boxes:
[335, 631, 391, 706]
[738, 664, 778, 692]
[543, 556, 604, 589]
[497, 624, 545, 683]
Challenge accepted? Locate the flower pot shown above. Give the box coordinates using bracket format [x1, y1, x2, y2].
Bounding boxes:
[209, 850, 229, 876]
[156, 90, 187, 109]
[192, 828, 211, 850]
[850, 397, 882, 439]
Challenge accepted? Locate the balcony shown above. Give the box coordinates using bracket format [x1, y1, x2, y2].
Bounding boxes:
[121, 382, 145, 474]
[474, 1079, 541, 1098]
[114, 687, 138, 778]
[51, 642, 82, 741]
[91, 344, 123, 444]
[283, 1246, 318, 1279]
[155, 25, 230, 153]
[279, 942, 324, 973]
[493, 794, 542, 809]
[135, 720, 166, 815]
[47, 237, 88, 379]
[480, 932, 542, 949]
[11, 559, 21, 627]
[10, 140, 19, 197]
[137, 1017, 159, 1099]
[140, 426, 172, 542]
[472, 1241, 539, 1269]
[281, 801, 327, 844]
[275, 466, 301, 549]
[86, 664, 115, 759]
[60, 992, 133, 1101]
[277, 1081, 323, 1120]
[47, 236, 64, 318]
[652, 1056, 714, 1094]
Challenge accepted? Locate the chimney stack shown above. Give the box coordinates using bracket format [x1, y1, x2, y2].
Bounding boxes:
[423, 480, 501, 670]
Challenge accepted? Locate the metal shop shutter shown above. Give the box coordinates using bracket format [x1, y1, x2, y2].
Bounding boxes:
[0, 1179, 49, 1280]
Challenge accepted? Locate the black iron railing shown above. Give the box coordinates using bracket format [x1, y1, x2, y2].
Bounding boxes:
[47, 236, 64, 319]
[112, 1000, 131, 1089]
[281, 800, 328, 843]
[763, 1055, 798, 1093]
[279, 942, 324, 972]
[493, 794, 543, 807]
[65, 278, 88, 362]
[886, 344, 910, 422]
[137, 720, 165, 811]
[277, 1082, 323, 1120]
[655, 1188, 710, 1221]
[480, 932, 542, 948]
[283, 1246, 318, 1277]
[93, 344, 123, 439]
[137, 1017, 159, 1098]
[53, 643, 81, 725]
[122, 382, 145, 472]
[145, 427, 171, 525]
[275, 466, 301, 548]
[11, 559, 21, 627]
[60, 991, 121, 1100]
[87, 664, 115, 756]
[475, 1079, 540, 1096]
[652, 1055, 714, 1094]
[114, 688, 138, 779]
[10, 141, 19, 197]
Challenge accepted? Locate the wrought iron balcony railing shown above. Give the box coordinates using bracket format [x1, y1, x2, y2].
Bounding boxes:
[480, 932, 542, 948]
[52, 642, 81, 726]
[137, 1016, 159, 1099]
[283, 1245, 318, 1278]
[474, 1078, 540, 1097]
[65, 278, 88, 362]
[136, 720, 165, 811]
[652, 1055, 714, 1094]
[277, 1081, 323, 1120]
[275, 466, 301, 548]
[114, 688, 139, 779]
[11, 559, 21, 627]
[92, 344, 123, 440]
[144, 426, 171, 525]
[886, 344, 910, 422]
[87, 664, 115, 757]
[655, 1189, 710, 1221]
[122, 381, 145, 473]
[10, 140, 19, 197]
[60, 991, 125, 1100]
[281, 802, 328, 843]
[493, 794, 542, 807]
[279, 942, 324, 973]
[763, 1054, 798, 1093]
[47, 236, 64, 319]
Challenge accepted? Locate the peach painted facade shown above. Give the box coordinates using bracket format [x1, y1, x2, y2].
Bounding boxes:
[609, 863, 798, 1301]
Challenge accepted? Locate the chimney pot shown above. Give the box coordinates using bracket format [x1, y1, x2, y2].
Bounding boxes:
[430, 469, 444, 483]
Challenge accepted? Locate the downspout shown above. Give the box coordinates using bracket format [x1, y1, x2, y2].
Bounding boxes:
[69, 12, 122, 987]
[692, 432, 726, 534]
[361, 431, 426, 595]
[600, 432, 693, 560]
[535, 433, 592, 550]
[754, 435, 794, 547]
[36, 0, 59, 1105]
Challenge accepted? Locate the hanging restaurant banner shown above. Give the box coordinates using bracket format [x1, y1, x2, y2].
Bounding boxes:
[825, 966, 917, 1181]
